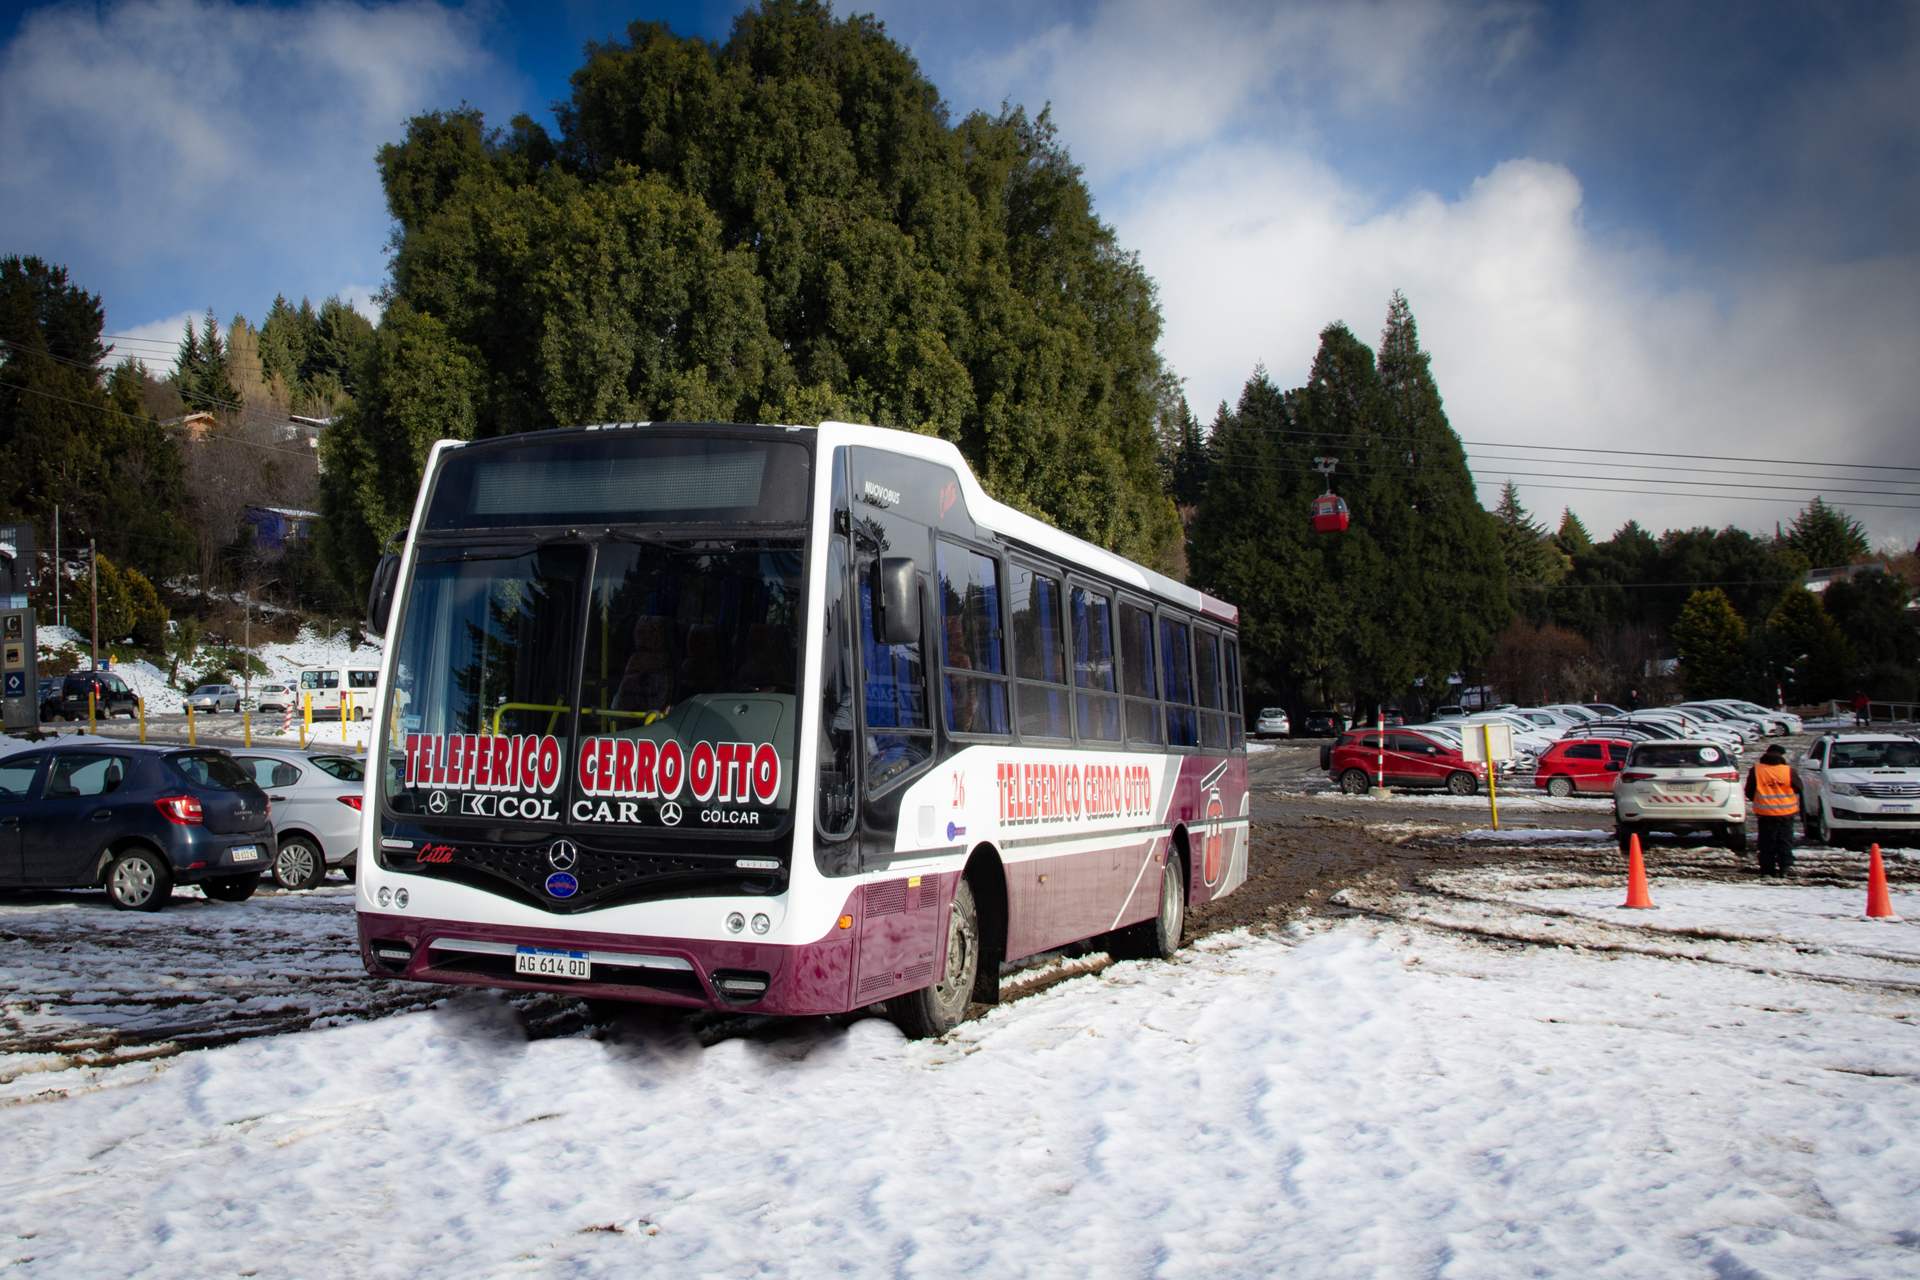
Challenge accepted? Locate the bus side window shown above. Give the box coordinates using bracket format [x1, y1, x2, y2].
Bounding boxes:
[1120, 601, 1163, 748]
[936, 541, 1010, 737]
[1070, 586, 1120, 743]
[1011, 563, 1069, 740]
[1223, 637, 1244, 748]
[859, 550, 932, 791]
[1159, 614, 1198, 747]
[1195, 630, 1228, 749]
[818, 523, 857, 839]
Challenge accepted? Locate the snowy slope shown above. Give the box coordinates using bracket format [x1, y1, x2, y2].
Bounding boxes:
[4, 897, 1919, 1277]
[34, 625, 380, 716]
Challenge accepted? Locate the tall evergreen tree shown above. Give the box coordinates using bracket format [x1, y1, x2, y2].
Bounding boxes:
[1785, 496, 1870, 569]
[1672, 587, 1746, 698]
[1767, 585, 1855, 701]
[1553, 508, 1592, 557]
[321, 0, 1180, 596]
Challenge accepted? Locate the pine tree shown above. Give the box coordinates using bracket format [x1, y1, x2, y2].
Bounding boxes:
[1673, 587, 1747, 698]
[1767, 585, 1855, 700]
[1786, 497, 1870, 569]
[1553, 508, 1592, 556]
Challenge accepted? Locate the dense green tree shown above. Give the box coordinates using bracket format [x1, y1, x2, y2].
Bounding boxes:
[77, 553, 168, 649]
[322, 0, 1179, 597]
[1786, 496, 1869, 569]
[172, 308, 240, 412]
[1189, 303, 1506, 718]
[1493, 482, 1564, 600]
[1822, 568, 1917, 668]
[257, 294, 375, 416]
[0, 256, 195, 581]
[1767, 585, 1855, 701]
[1673, 587, 1747, 698]
[1553, 508, 1592, 557]
[1158, 394, 1209, 509]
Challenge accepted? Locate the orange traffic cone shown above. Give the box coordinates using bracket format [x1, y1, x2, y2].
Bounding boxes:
[1866, 843, 1896, 919]
[1622, 833, 1655, 909]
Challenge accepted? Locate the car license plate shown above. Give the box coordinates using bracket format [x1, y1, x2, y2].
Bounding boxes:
[1883, 803, 1911, 812]
[515, 947, 591, 980]
[230, 845, 260, 861]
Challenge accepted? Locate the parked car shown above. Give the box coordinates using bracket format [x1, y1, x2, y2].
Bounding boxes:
[36, 676, 61, 722]
[1432, 704, 1465, 719]
[1676, 703, 1763, 742]
[0, 744, 271, 910]
[1702, 698, 1800, 735]
[1533, 737, 1634, 797]
[1583, 703, 1628, 717]
[255, 682, 295, 714]
[1254, 707, 1290, 738]
[1797, 734, 1920, 848]
[1632, 710, 1744, 753]
[1301, 710, 1347, 737]
[1613, 740, 1746, 853]
[1326, 727, 1486, 795]
[57, 671, 141, 721]
[229, 748, 365, 888]
[1549, 704, 1599, 723]
[183, 684, 241, 714]
[1512, 708, 1582, 735]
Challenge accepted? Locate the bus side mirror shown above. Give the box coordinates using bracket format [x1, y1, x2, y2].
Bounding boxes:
[875, 557, 920, 646]
[366, 553, 401, 637]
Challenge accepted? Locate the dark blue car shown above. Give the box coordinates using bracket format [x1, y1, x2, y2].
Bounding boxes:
[0, 744, 273, 910]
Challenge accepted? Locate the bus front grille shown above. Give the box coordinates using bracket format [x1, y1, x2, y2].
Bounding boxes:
[383, 838, 787, 913]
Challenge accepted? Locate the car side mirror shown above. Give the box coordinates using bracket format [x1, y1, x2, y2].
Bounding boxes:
[1426, 747, 1438, 755]
[1605, 761, 1622, 772]
[874, 557, 920, 646]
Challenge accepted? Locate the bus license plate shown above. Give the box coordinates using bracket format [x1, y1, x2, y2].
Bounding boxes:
[515, 947, 591, 980]
[231, 845, 260, 861]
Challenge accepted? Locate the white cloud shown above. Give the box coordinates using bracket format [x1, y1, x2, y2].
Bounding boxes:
[0, 0, 512, 332]
[1115, 145, 1920, 545]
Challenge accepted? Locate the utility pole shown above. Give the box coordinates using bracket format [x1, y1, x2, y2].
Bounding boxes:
[89, 539, 98, 672]
[52, 505, 60, 630]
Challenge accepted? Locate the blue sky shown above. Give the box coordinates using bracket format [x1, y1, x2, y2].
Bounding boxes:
[3, 0, 1917, 545]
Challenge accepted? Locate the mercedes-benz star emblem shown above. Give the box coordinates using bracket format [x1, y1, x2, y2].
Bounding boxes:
[659, 801, 683, 826]
[547, 839, 578, 871]
[427, 790, 449, 814]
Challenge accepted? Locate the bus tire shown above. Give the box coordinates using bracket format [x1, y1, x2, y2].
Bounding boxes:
[893, 878, 980, 1040]
[1109, 847, 1187, 961]
[1339, 769, 1371, 795]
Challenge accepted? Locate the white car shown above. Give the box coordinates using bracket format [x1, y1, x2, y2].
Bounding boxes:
[1254, 707, 1290, 738]
[1513, 708, 1582, 736]
[1634, 710, 1744, 753]
[1704, 699, 1800, 735]
[1614, 739, 1747, 852]
[255, 682, 295, 714]
[1797, 734, 1920, 849]
[229, 748, 366, 889]
[1675, 704, 1762, 742]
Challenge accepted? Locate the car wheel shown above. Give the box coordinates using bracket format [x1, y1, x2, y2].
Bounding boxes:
[1809, 804, 1831, 846]
[1339, 768, 1371, 795]
[1723, 823, 1746, 853]
[273, 837, 327, 891]
[1546, 775, 1574, 798]
[107, 850, 173, 912]
[339, 862, 356, 884]
[201, 874, 259, 902]
[892, 878, 980, 1039]
[1446, 771, 1477, 796]
[1616, 821, 1637, 853]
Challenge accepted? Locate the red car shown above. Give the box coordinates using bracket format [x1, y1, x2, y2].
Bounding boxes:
[1325, 729, 1486, 795]
[1532, 738, 1633, 797]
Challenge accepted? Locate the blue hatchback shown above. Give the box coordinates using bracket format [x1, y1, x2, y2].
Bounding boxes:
[0, 743, 274, 910]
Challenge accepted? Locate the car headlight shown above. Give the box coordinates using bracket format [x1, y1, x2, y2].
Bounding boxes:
[1828, 781, 1859, 796]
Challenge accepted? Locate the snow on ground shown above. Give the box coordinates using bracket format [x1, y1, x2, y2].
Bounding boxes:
[35, 625, 380, 716]
[5, 889, 1920, 1277]
[1461, 826, 1615, 843]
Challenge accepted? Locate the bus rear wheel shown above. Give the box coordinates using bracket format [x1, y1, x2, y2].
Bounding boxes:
[893, 878, 979, 1040]
[1108, 850, 1187, 961]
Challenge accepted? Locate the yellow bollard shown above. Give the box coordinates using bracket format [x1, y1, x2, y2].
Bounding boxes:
[302, 693, 311, 750]
[1483, 723, 1500, 831]
[244, 706, 252, 747]
[138, 698, 146, 744]
[89, 688, 96, 736]
[187, 704, 196, 746]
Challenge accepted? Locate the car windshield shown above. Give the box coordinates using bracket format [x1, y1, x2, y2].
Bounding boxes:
[1829, 740, 1920, 769]
[1259, 708, 1284, 717]
[386, 537, 803, 832]
[1630, 744, 1729, 769]
[191, 686, 222, 696]
[309, 756, 365, 781]
[168, 752, 253, 790]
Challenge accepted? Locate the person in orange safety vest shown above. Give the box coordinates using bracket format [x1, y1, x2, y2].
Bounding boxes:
[1744, 743, 1802, 875]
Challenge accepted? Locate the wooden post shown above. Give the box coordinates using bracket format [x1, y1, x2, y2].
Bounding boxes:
[187, 703, 196, 746]
[88, 686, 96, 736]
[244, 706, 252, 747]
[138, 697, 146, 744]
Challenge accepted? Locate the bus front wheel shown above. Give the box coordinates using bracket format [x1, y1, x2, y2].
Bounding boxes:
[893, 879, 979, 1040]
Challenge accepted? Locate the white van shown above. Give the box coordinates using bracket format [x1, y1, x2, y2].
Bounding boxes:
[296, 664, 381, 720]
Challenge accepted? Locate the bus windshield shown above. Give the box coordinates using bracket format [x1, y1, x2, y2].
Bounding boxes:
[386, 538, 804, 833]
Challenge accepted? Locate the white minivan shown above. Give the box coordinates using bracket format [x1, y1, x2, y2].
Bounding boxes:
[295, 665, 382, 720]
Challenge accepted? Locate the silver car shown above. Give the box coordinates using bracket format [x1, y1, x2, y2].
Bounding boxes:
[229, 748, 365, 889]
[1254, 707, 1290, 738]
[183, 683, 241, 713]
[254, 682, 295, 714]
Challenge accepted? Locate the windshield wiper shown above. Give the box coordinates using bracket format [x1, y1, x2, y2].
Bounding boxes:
[416, 531, 584, 564]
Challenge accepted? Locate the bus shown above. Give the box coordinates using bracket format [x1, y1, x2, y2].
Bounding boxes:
[355, 421, 1249, 1036]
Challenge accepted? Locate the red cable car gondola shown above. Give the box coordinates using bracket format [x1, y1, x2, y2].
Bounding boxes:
[1310, 456, 1349, 532]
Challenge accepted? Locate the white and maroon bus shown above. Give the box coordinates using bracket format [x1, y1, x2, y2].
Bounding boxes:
[356, 421, 1249, 1035]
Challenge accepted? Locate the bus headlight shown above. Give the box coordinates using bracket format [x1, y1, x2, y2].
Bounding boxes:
[377, 886, 392, 908]
[726, 912, 745, 934]
[751, 913, 770, 935]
